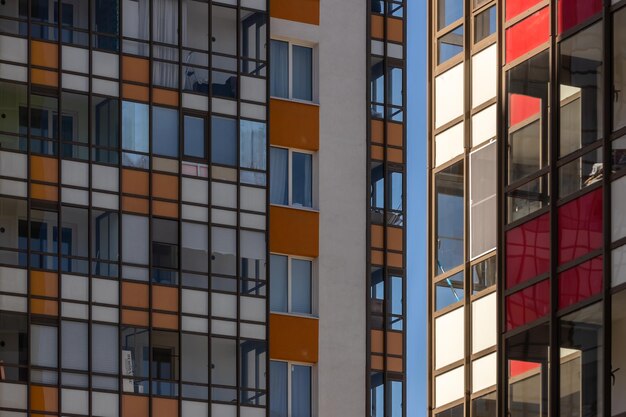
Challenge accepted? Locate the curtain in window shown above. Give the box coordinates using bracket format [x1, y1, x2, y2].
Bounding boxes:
[270, 147, 289, 205]
[92, 325, 119, 375]
[291, 259, 311, 314]
[270, 40, 289, 98]
[292, 152, 312, 208]
[270, 361, 288, 417]
[292, 46, 312, 101]
[240, 120, 267, 170]
[270, 255, 288, 312]
[291, 365, 312, 417]
[31, 325, 57, 368]
[152, 0, 182, 87]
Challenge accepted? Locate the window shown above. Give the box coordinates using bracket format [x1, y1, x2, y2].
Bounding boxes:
[435, 161, 464, 275]
[438, 25, 464, 64]
[371, 373, 384, 417]
[371, 162, 385, 223]
[153, 106, 179, 158]
[91, 209, 119, 276]
[240, 120, 267, 171]
[270, 254, 313, 315]
[0, 81, 27, 151]
[435, 271, 464, 311]
[211, 116, 237, 166]
[183, 115, 206, 159]
[121, 327, 149, 394]
[438, 0, 463, 30]
[474, 5, 496, 43]
[92, 0, 119, 51]
[152, 218, 179, 284]
[472, 256, 496, 293]
[240, 340, 266, 405]
[270, 39, 313, 101]
[0, 197, 27, 267]
[389, 171, 404, 225]
[470, 142, 496, 259]
[270, 361, 312, 417]
[241, 11, 267, 75]
[92, 96, 119, 164]
[472, 391, 496, 417]
[0, 313, 28, 381]
[122, 101, 149, 167]
[270, 147, 313, 208]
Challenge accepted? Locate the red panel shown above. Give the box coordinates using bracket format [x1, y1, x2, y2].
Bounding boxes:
[506, 0, 543, 21]
[506, 213, 550, 288]
[558, 0, 602, 34]
[506, 279, 550, 331]
[509, 93, 541, 127]
[558, 188, 603, 264]
[505, 7, 550, 64]
[509, 360, 541, 378]
[558, 256, 603, 309]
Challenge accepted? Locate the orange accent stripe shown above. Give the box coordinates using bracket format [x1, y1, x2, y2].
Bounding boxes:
[270, 205, 319, 258]
[270, 313, 318, 363]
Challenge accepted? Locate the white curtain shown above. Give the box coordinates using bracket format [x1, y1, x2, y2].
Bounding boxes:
[240, 121, 267, 170]
[270, 40, 289, 98]
[152, 0, 182, 88]
[270, 147, 288, 205]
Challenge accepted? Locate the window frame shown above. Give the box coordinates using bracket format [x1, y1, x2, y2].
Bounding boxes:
[270, 145, 316, 209]
[269, 359, 315, 417]
[270, 253, 316, 316]
[270, 37, 317, 103]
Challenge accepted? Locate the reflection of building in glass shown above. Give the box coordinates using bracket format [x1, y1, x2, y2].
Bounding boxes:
[428, 0, 626, 416]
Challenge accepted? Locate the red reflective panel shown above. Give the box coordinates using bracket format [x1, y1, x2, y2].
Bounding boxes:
[505, 7, 550, 64]
[509, 360, 541, 378]
[558, 256, 603, 310]
[506, 279, 550, 331]
[558, 188, 603, 264]
[506, 213, 550, 288]
[558, 0, 602, 34]
[509, 93, 541, 127]
[506, 0, 543, 21]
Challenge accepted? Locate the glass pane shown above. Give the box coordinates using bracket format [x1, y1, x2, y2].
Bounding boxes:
[371, 57, 385, 106]
[212, 5, 236, 56]
[507, 174, 550, 223]
[31, 325, 57, 368]
[506, 323, 550, 417]
[122, 0, 149, 40]
[153, 106, 179, 158]
[389, 171, 403, 215]
[435, 161, 464, 275]
[612, 136, 626, 172]
[122, 101, 149, 153]
[292, 259, 312, 314]
[270, 254, 288, 312]
[292, 365, 311, 417]
[121, 327, 149, 394]
[292, 45, 312, 101]
[559, 303, 603, 417]
[211, 338, 236, 386]
[435, 271, 464, 310]
[183, 0, 208, 50]
[371, 162, 385, 222]
[0, 313, 28, 381]
[558, 147, 603, 198]
[436, 404, 463, 417]
[270, 361, 288, 417]
[472, 256, 496, 293]
[184, 115, 205, 159]
[474, 6, 496, 43]
[0, 81, 27, 151]
[240, 120, 266, 170]
[470, 142, 497, 258]
[371, 373, 384, 417]
[181, 222, 208, 273]
[153, 0, 178, 45]
[92, 0, 119, 51]
[388, 67, 403, 107]
[390, 380, 403, 417]
[390, 275, 403, 318]
[92, 324, 118, 374]
[438, 0, 463, 30]
[292, 152, 312, 208]
[91, 210, 119, 262]
[270, 40, 289, 98]
[211, 227, 236, 276]
[270, 147, 289, 205]
[507, 51, 550, 183]
[614, 7, 626, 132]
[559, 22, 603, 157]
[240, 340, 266, 390]
[62, 321, 88, 371]
[438, 25, 464, 64]
[506, 280, 550, 331]
[122, 215, 149, 265]
[506, 212, 550, 288]
[473, 391, 497, 417]
[211, 116, 237, 166]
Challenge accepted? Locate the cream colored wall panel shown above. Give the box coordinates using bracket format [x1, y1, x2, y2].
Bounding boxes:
[472, 45, 497, 108]
[472, 292, 497, 353]
[435, 122, 464, 167]
[472, 352, 497, 393]
[435, 366, 465, 408]
[435, 63, 464, 129]
[471, 104, 497, 147]
[435, 306, 465, 369]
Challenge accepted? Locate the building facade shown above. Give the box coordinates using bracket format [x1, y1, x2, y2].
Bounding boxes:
[0, 1, 405, 417]
[428, 0, 626, 416]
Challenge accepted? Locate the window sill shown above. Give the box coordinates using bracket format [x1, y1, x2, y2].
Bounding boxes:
[270, 311, 319, 320]
[270, 96, 319, 107]
[270, 203, 319, 213]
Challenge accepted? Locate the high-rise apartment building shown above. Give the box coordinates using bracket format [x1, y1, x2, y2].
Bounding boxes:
[428, 0, 626, 416]
[0, 1, 406, 417]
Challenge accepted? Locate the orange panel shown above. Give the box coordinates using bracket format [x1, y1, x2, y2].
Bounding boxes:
[152, 312, 179, 330]
[270, 314, 318, 363]
[31, 298, 58, 316]
[31, 68, 58, 87]
[122, 282, 149, 308]
[371, 145, 384, 161]
[371, 249, 384, 266]
[30, 385, 58, 412]
[152, 201, 178, 218]
[371, 225, 384, 249]
[122, 196, 149, 214]
[153, 88, 179, 107]
[30, 156, 58, 183]
[152, 398, 179, 417]
[152, 173, 179, 200]
[387, 356, 403, 372]
[31, 183, 58, 202]
[387, 227, 403, 252]
[122, 56, 149, 84]
[31, 41, 58, 69]
[122, 169, 149, 196]
[123, 395, 149, 417]
[387, 331, 403, 355]
[123, 83, 149, 102]
[387, 252, 403, 268]
[387, 17, 404, 43]
[270, 99, 319, 151]
[371, 120, 384, 144]
[31, 271, 58, 298]
[152, 286, 179, 312]
[122, 309, 149, 326]
[371, 354, 384, 370]
[371, 329, 383, 354]
[388, 147, 403, 163]
[270, 0, 319, 25]
[269, 206, 319, 258]
[387, 122, 403, 147]
[371, 15, 384, 39]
